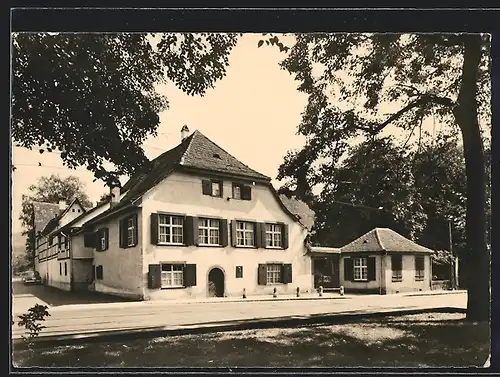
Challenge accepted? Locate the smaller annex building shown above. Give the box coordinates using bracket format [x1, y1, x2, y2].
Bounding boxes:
[339, 228, 433, 294]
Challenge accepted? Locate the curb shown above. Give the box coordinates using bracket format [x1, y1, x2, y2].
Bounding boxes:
[404, 290, 467, 297]
[12, 306, 467, 350]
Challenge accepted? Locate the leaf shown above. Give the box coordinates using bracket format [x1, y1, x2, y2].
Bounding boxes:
[257, 40, 264, 48]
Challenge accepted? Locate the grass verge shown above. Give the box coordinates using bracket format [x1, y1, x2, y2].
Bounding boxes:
[12, 311, 489, 368]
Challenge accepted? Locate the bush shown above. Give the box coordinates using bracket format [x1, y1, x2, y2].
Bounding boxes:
[16, 304, 50, 348]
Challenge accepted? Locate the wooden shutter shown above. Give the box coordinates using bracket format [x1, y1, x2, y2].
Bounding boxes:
[104, 228, 109, 251]
[220, 219, 228, 247]
[218, 181, 224, 197]
[132, 214, 138, 246]
[184, 216, 198, 246]
[58, 235, 62, 248]
[148, 264, 161, 289]
[230, 220, 237, 247]
[242, 185, 252, 200]
[261, 223, 268, 248]
[282, 224, 289, 249]
[202, 180, 211, 195]
[258, 264, 267, 285]
[84, 232, 94, 248]
[344, 258, 353, 281]
[282, 264, 293, 284]
[119, 219, 125, 248]
[150, 213, 159, 245]
[184, 264, 197, 287]
[367, 257, 376, 281]
[254, 222, 262, 248]
[96, 265, 103, 280]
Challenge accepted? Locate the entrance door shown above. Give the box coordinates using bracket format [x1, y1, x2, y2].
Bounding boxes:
[313, 256, 340, 289]
[208, 267, 225, 297]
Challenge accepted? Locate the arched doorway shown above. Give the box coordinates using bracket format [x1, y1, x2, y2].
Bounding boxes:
[208, 267, 225, 297]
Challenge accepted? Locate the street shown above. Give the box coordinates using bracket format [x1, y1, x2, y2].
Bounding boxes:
[11, 280, 467, 340]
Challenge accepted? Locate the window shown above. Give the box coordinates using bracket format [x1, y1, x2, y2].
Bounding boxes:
[159, 215, 184, 245]
[353, 257, 368, 281]
[392, 255, 403, 282]
[96, 265, 103, 280]
[64, 262, 67, 276]
[233, 185, 241, 199]
[202, 179, 223, 197]
[198, 218, 220, 245]
[236, 266, 243, 278]
[161, 264, 184, 288]
[59, 263, 62, 275]
[127, 216, 136, 247]
[265, 224, 282, 248]
[72, 208, 75, 212]
[236, 221, 255, 247]
[266, 264, 282, 284]
[211, 181, 221, 197]
[415, 256, 425, 281]
[64, 235, 68, 250]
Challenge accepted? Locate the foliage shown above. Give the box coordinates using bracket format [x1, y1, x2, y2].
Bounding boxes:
[432, 249, 455, 265]
[266, 32, 490, 321]
[12, 33, 238, 186]
[16, 304, 50, 348]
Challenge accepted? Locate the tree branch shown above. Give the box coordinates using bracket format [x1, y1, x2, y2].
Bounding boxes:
[361, 94, 456, 135]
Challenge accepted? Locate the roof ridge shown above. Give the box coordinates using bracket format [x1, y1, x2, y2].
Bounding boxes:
[374, 228, 385, 251]
[180, 129, 199, 165]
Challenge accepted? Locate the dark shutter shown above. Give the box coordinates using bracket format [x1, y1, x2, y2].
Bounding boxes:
[202, 180, 211, 195]
[230, 221, 237, 247]
[218, 181, 224, 198]
[367, 257, 376, 281]
[282, 224, 289, 249]
[150, 213, 159, 245]
[282, 264, 293, 284]
[220, 219, 228, 247]
[184, 264, 197, 287]
[258, 264, 267, 285]
[344, 258, 353, 281]
[95, 231, 101, 252]
[91, 266, 95, 281]
[148, 264, 161, 289]
[119, 219, 125, 248]
[242, 185, 252, 200]
[58, 235, 62, 248]
[184, 216, 194, 246]
[254, 222, 262, 248]
[132, 213, 138, 246]
[104, 228, 109, 251]
[261, 223, 267, 248]
[96, 265, 103, 280]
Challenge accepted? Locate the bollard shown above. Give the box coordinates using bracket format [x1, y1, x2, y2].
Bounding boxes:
[273, 287, 277, 298]
[242, 288, 246, 299]
[318, 285, 323, 297]
[296, 287, 300, 297]
[339, 285, 344, 296]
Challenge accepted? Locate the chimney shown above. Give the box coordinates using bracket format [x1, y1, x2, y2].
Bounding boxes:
[58, 200, 67, 210]
[110, 185, 121, 206]
[181, 125, 190, 142]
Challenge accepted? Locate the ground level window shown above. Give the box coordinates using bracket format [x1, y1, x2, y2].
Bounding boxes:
[392, 255, 403, 282]
[353, 257, 368, 281]
[415, 256, 425, 281]
[161, 264, 184, 288]
[64, 262, 67, 276]
[267, 263, 282, 284]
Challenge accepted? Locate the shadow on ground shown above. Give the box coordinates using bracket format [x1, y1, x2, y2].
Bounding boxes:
[13, 311, 490, 368]
[12, 280, 137, 307]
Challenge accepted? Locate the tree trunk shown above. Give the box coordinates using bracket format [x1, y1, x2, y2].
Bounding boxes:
[453, 34, 490, 322]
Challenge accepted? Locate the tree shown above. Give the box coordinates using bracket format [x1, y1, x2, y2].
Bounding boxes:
[12, 33, 238, 186]
[265, 33, 490, 321]
[19, 174, 93, 268]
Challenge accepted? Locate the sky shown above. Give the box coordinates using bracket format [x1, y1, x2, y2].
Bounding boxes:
[11, 34, 308, 233]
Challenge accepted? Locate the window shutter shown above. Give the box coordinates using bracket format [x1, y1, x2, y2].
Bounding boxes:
[220, 219, 228, 247]
[84, 232, 94, 248]
[230, 220, 237, 247]
[184, 264, 197, 287]
[132, 213, 138, 246]
[258, 264, 267, 285]
[344, 258, 353, 281]
[95, 231, 101, 252]
[261, 223, 267, 248]
[283, 264, 293, 284]
[218, 181, 224, 197]
[202, 180, 211, 195]
[282, 224, 289, 249]
[104, 228, 109, 251]
[148, 264, 161, 289]
[242, 185, 252, 200]
[119, 219, 125, 248]
[96, 265, 103, 280]
[91, 266, 95, 281]
[58, 235, 62, 248]
[254, 222, 262, 248]
[150, 213, 159, 245]
[367, 257, 376, 281]
[184, 216, 194, 246]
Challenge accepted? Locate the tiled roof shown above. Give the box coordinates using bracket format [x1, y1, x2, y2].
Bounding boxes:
[91, 130, 273, 223]
[341, 228, 434, 254]
[279, 194, 315, 230]
[32, 202, 60, 234]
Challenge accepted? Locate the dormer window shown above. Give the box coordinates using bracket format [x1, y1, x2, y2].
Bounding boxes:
[213, 153, 221, 159]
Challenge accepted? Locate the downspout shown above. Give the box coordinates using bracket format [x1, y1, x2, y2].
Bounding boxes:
[69, 229, 74, 291]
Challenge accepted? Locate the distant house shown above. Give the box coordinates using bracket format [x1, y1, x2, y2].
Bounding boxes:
[339, 228, 433, 294]
[76, 126, 313, 300]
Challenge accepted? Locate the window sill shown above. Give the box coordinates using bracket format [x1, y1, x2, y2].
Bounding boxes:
[392, 278, 403, 282]
[353, 279, 368, 282]
[264, 246, 284, 250]
[160, 286, 186, 290]
[415, 277, 425, 281]
[198, 243, 222, 248]
[157, 243, 187, 247]
[235, 245, 257, 249]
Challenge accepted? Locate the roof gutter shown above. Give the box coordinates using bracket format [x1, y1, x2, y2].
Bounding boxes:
[84, 204, 138, 227]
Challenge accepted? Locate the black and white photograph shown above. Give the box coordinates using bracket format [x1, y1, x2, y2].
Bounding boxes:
[10, 12, 492, 369]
